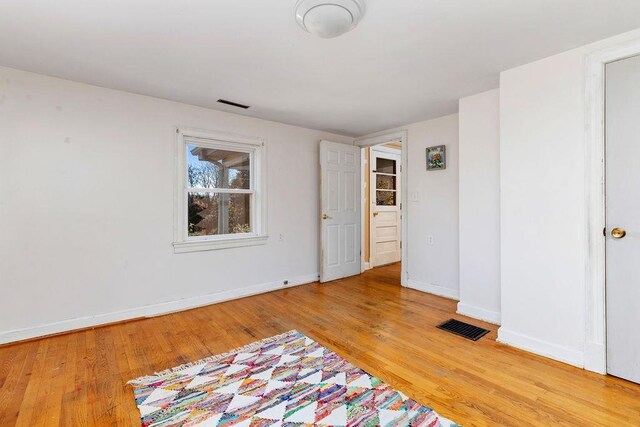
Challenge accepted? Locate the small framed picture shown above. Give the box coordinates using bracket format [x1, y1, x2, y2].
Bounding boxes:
[426, 145, 446, 170]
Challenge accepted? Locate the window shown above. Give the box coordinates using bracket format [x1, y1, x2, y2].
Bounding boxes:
[375, 157, 398, 206]
[174, 128, 267, 253]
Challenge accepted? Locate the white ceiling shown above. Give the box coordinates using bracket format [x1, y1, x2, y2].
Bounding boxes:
[2, 1, 640, 136]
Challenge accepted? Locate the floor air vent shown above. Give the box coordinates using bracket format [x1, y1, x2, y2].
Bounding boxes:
[437, 319, 489, 341]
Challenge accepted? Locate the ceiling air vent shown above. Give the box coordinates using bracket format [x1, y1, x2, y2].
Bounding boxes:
[217, 99, 250, 109]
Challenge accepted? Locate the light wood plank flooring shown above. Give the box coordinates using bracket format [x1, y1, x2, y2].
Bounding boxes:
[1, 263, 639, 426]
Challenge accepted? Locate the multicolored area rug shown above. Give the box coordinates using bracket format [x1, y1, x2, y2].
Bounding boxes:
[129, 330, 459, 427]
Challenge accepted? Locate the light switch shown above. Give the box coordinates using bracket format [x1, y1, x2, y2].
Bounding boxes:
[411, 192, 419, 202]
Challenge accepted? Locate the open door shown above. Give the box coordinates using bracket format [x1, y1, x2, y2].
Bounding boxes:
[605, 54, 640, 384]
[320, 140, 361, 283]
[370, 147, 402, 268]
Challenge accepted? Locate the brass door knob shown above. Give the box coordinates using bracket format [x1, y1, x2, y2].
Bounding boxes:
[373, 212, 379, 217]
[322, 214, 332, 220]
[611, 228, 627, 239]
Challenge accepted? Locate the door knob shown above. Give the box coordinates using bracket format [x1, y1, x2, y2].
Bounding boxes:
[322, 214, 332, 220]
[611, 228, 627, 239]
[373, 212, 379, 217]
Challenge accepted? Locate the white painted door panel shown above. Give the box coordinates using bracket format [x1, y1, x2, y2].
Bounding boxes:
[370, 149, 401, 267]
[320, 141, 361, 283]
[605, 54, 640, 384]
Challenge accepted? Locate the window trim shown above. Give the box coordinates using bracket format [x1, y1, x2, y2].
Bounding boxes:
[173, 127, 268, 253]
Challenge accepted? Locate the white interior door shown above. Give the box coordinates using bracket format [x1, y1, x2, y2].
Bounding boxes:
[320, 140, 361, 283]
[605, 54, 640, 384]
[370, 148, 401, 268]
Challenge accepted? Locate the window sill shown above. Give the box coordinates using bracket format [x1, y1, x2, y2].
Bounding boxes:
[173, 235, 268, 254]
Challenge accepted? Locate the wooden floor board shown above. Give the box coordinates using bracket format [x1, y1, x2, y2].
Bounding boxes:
[1, 263, 639, 426]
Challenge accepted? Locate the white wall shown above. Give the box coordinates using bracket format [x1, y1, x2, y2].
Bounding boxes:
[405, 114, 460, 299]
[458, 89, 501, 324]
[498, 28, 640, 368]
[0, 66, 352, 344]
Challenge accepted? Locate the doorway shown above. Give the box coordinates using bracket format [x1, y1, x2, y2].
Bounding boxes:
[319, 132, 408, 285]
[604, 54, 640, 384]
[356, 131, 408, 285]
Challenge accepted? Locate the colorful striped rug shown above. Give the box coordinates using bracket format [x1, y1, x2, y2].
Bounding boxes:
[129, 330, 459, 427]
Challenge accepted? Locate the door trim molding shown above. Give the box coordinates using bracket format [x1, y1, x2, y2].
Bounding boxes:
[360, 147, 370, 273]
[356, 130, 408, 286]
[585, 37, 640, 374]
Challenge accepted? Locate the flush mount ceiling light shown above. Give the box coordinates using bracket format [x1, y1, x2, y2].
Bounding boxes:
[295, 0, 366, 39]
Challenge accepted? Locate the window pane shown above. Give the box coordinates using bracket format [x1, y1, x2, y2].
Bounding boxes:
[376, 175, 396, 190]
[187, 145, 251, 189]
[376, 157, 396, 174]
[188, 192, 252, 236]
[376, 191, 396, 206]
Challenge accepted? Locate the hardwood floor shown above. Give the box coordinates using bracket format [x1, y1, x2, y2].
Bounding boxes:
[1, 263, 639, 426]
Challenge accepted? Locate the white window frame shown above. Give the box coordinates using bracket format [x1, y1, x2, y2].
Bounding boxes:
[173, 127, 268, 253]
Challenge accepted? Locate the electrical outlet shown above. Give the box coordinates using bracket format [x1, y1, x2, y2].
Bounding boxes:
[427, 235, 434, 245]
[278, 233, 284, 242]
[283, 280, 289, 286]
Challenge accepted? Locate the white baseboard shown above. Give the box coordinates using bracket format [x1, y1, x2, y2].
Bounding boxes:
[456, 302, 501, 325]
[497, 328, 584, 368]
[583, 342, 607, 374]
[407, 279, 460, 300]
[0, 272, 319, 345]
